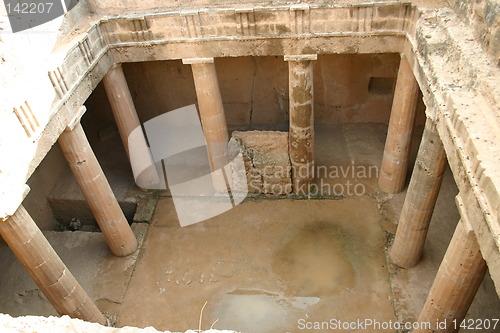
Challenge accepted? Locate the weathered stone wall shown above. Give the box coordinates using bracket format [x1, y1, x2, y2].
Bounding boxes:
[84, 53, 401, 132]
[447, 0, 500, 62]
[0, 0, 414, 220]
[86, 0, 300, 14]
[22, 146, 68, 230]
[32, 51, 423, 230]
[228, 131, 292, 195]
[2, 0, 428, 228]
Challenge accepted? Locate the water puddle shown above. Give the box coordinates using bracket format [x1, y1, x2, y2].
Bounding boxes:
[213, 289, 322, 333]
[272, 222, 356, 297]
[213, 293, 287, 333]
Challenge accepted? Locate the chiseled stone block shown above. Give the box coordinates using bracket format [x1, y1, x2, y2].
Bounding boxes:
[228, 130, 292, 195]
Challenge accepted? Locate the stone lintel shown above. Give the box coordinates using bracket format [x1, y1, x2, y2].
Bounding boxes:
[455, 194, 475, 234]
[284, 54, 318, 61]
[182, 58, 215, 65]
[179, 10, 200, 16]
[290, 4, 310, 11]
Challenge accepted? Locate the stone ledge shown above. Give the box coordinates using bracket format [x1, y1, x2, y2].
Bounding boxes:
[404, 6, 500, 294]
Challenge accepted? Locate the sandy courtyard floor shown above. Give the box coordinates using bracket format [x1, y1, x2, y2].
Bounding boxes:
[0, 124, 498, 332]
[117, 196, 395, 332]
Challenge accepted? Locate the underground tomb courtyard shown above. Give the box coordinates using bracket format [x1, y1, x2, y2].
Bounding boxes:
[0, 0, 499, 332]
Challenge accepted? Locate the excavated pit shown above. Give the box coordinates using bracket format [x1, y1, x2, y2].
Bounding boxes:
[0, 1, 499, 330]
[1, 120, 498, 332]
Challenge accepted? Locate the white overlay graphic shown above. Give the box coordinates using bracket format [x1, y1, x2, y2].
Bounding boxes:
[128, 105, 247, 227]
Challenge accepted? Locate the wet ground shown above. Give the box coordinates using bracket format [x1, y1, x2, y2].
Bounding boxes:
[0, 124, 498, 332]
[117, 196, 395, 332]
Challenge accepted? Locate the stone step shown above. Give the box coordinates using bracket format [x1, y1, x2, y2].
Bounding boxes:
[48, 135, 144, 228]
[0, 224, 148, 318]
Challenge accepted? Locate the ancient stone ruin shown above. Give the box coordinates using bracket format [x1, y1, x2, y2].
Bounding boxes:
[0, 0, 498, 332]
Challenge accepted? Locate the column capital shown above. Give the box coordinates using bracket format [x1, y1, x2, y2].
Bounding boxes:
[182, 58, 215, 65]
[455, 194, 475, 233]
[290, 4, 310, 11]
[284, 54, 317, 61]
[109, 63, 123, 71]
[65, 106, 87, 131]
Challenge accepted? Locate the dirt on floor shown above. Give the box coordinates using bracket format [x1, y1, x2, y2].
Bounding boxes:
[117, 195, 395, 332]
[0, 124, 498, 333]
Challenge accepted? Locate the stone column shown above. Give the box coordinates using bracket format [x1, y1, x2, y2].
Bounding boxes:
[0, 205, 106, 324]
[59, 122, 137, 257]
[285, 54, 317, 195]
[378, 55, 419, 193]
[183, 58, 229, 173]
[414, 220, 487, 333]
[390, 119, 447, 268]
[102, 64, 159, 189]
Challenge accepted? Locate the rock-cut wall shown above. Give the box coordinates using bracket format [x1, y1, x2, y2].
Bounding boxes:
[228, 131, 292, 195]
[447, 0, 500, 62]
